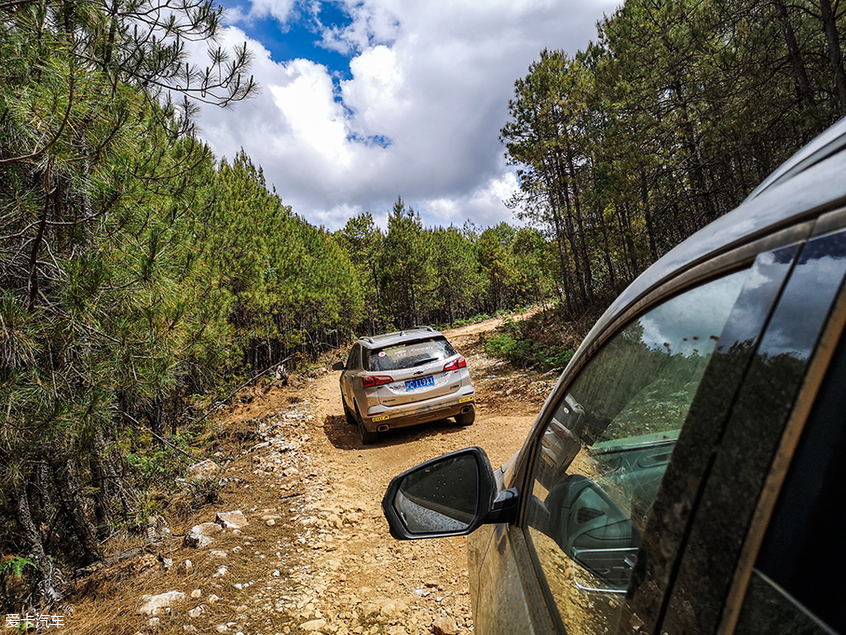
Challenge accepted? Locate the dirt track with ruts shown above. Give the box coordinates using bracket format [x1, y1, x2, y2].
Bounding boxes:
[69, 314, 556, 635]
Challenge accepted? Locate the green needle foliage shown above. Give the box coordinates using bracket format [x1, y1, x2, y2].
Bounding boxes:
[0, 0, 841, 611]
[501, 0, 846, 320]
[0, 0, 259, 604]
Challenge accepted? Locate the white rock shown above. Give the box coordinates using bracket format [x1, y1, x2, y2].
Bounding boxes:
[187, 458, 220, 479]
[210, 550, 228, 558]
[216, 510, 248, 529]
[207, 594, 220, 604]
[138, 590, 185, 615]
[188, 605, 205, 618]
[191, 589, 202, 599]
[301, 618, 327, 632]
[380, 599, 403, 617]
[183, 522, 223, 548]
[213, 566, 228, 578]
[433, 616, 460, 635]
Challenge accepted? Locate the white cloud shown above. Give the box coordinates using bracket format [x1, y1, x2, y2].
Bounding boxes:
[234, 0, 299, 25]
[195, 0, 619, 230]
[268, 60, 352, 166]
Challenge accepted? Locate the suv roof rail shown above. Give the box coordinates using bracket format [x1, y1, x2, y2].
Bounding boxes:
[413, 325, 436, 332]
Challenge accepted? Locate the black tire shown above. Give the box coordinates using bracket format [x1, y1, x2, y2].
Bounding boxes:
[358, 417, 378, 445]
[342, 396, 357, 426]
[456, 407, 476, 426]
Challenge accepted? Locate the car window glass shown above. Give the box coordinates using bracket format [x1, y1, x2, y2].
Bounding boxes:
[658, 229, 846, 634]
[346, 344, 360, 370]
[369, 337, 457, 371]
[734, 317, 846, 635]
[524, 269, 750, 634]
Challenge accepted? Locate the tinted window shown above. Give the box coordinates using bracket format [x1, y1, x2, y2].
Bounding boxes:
[735, 322, 846, 635]
[346, 344, 361, 370]
[660, 229, 846, 635]
[368, 337, 456, 371]
[524, 269, 750, 634]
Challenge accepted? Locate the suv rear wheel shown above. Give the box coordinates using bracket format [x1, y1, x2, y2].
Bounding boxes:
[358, 418, 378, 445]
[355, 403, 378, 445]
[342, 397, 357, 426]
[455, 407, 475, 426]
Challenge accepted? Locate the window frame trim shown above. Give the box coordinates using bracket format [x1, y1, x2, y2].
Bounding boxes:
[716, 220, 846, 635]
[511, 223, 817, 525]
[505, 222, 823, 635]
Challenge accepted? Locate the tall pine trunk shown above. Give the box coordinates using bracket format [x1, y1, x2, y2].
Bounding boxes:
[12, 480, 63, 606]
[53, 459, 100, 564]
[776, 0, 815, 108]
[820, 0, 846, 115]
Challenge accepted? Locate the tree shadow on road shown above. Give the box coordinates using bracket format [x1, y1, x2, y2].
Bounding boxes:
[323, 413, 468, 450]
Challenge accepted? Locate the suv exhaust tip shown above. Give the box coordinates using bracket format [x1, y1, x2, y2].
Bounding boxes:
[461, 406, 473, 414]
[377, 424, 390, 432]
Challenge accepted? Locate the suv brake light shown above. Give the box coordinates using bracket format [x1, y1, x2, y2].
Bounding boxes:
[443, 356, 467, 372]
[362, 375, 394, 388]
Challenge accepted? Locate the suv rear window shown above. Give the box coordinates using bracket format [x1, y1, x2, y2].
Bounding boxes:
[367, 337, 457, 371]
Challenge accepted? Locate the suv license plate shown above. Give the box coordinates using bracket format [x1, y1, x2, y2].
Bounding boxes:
[405, 376, 435, 391]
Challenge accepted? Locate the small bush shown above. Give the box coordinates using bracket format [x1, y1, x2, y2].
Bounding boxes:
[484, 332, 573, 370]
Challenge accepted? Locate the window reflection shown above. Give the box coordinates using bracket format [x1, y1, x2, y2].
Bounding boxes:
[525, 269, 750, 634]
[395, 454, 479, 534]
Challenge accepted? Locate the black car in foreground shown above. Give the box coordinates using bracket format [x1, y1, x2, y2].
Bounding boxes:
[382, 117, 846, 635]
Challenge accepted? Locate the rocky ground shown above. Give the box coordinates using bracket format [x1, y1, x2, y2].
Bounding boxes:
[66, 316, 558, 635]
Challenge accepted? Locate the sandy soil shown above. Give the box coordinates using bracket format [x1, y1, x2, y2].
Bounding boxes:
[66, 315, 556, 635]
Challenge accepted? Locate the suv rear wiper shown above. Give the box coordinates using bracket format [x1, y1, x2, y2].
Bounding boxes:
[412, 357, 438, 367]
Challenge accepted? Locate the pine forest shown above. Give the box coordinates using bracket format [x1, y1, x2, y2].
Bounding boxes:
[1, 0, 845, 608]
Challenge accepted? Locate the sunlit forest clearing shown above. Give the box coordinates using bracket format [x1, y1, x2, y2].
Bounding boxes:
[1, 0, 844, 612]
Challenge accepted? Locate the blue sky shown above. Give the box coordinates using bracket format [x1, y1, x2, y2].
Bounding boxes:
[219, 1, 355, 79]
[194, 0, 620, 231]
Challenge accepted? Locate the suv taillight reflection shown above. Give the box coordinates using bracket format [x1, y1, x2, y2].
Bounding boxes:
[443, 356, 467, 372]
[362, 375, 394, 388]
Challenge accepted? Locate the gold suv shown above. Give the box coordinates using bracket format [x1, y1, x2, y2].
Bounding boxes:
[332, 326, 476, 445]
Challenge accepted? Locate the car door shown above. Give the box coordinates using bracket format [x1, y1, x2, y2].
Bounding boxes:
[656, 219, 846, 635]
[470, 221, 846, 634]
[731, 298, 846, 635]
[340, 344, 361, 409]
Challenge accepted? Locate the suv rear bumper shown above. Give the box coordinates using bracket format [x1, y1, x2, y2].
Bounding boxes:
[364, 393, 475, 432]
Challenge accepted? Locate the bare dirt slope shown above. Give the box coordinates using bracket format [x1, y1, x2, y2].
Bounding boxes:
[69, 315, 556, 635]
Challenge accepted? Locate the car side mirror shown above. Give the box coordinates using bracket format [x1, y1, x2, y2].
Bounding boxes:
[382, 447, 518, 540]
[331, 361, 345, 371]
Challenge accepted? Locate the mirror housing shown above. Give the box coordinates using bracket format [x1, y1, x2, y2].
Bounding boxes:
[331, 361, 345, 371]
[382, 447, 518, 540]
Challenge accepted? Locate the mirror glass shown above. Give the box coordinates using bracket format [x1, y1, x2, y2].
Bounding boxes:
[394, 454, 480, 533]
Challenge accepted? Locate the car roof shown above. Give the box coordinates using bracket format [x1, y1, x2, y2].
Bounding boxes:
[356, 326, 443, 349]
[584, 116, 846, 347]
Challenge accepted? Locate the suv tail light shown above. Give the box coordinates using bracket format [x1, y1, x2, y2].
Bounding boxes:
[443, 356, 467, 372]
[362, 375, 394, 388]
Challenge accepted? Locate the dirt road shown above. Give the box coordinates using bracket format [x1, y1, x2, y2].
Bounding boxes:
[70, 317, 555, 635]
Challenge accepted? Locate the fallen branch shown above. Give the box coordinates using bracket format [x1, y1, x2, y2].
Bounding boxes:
[121, 411, 205, 465]
[194, 354, 295, 427]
